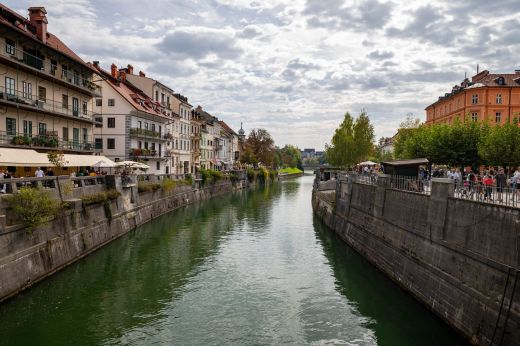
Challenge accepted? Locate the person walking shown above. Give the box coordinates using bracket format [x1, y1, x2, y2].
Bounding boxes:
[483, 174, 494, 201]
[35, 167, 44, 178]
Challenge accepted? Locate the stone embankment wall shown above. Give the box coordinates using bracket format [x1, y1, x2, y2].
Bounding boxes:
[0, 174, 248, 303]
[313, 174, 519, 346]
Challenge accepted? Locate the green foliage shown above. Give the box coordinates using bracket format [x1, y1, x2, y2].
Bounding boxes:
[6, 187, 60, 231]
[258, 167, 269, 183]
[47, 151, 68, 168]
[278, 167, 303, 174]
[326, 111, 374, 168]
[161, 178, 177, 192]
[275, 145, 303, 170]
[184, 174, 193, 186]
[209, 170, 224, 181]
[478, 120, 520, 167]
[269, 170, 278, 180]
[137, 181, 161, 193]
[247, 168, 257, 182]
[81, 189, 121, 206]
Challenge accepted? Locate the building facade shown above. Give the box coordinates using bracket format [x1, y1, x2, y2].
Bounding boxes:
[92, 63, 171, 174]
[0, 6, 100, 155]
[425, 70, 520, 125]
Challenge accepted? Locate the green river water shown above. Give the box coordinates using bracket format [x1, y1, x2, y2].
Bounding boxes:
[0, 174, 468, 345]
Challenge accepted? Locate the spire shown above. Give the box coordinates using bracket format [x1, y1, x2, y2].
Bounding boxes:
[238, 122, 245, 136]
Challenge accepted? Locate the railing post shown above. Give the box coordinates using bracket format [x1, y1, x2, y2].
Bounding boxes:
[427, 178, 454, 241]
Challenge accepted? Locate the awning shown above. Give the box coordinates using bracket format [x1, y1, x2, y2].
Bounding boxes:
[62, 154, 116, 168]
[0, 148, 49, 167]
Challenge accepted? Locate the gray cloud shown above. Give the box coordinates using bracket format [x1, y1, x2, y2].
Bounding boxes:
[367, 50, 394, 60]
[157, 30, 242, 60]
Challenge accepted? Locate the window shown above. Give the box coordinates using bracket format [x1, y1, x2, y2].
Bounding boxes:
[22, 81, 32, 99]
[62, 95, 69, 109]
[38, 86, 46, 102]
[72, 97, 79, 116]
[73, 70, 80, 85]
[107, 117, 115, 128]
[24, 120, 32, 137]
[156, 161, 160, 170]
[82, 128, 88, 143]
[73, 128, 79, 146]
[82, 101, 88, 115]
[38, 122, 47, 136]
[5, 77, 15, 96]
[5, 38, 15, 55]
[6, 118, 16, 136]
[108, 98, 115, 106]
[471, 94, 478, 104]
[63, 127, 69, 141]
[95, 138, 103, 150]
[95, 117, 103, 128]
[496, 112, 502, 123]
[161, 93, 165, 102]
[138, 141, 142, 149]
[496, 94, 502, 104]
[145, 122, 149, 131]
[471, 112, 478, 122]
[96, 99, 102, 107]
[107, 138, 115, 149]
[151, 124, 155, 132]
[138, 121, 142, 129]
[155, 90, 159, 101]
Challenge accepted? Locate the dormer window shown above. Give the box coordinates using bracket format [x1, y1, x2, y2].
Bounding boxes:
[496, 76, 505, 85]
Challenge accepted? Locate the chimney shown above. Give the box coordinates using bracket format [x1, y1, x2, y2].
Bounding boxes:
[139, 70, 146, 77]
[127, 64, 134, 75]
[28, 7, 48, 44]
[119, 70, 126, 82]
[110, 63, 118, 78]
[515, 69, 520, 75]
[93, 61, 99, 68]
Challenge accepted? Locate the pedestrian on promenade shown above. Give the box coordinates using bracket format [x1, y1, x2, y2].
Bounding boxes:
[0, 170, 5, 193]
[483, 174, 493, 201]
[35, 167, 44, 178]
[495, 168, 506, 202]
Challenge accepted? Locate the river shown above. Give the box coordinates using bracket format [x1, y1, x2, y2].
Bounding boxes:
[0, 174, 468, 345]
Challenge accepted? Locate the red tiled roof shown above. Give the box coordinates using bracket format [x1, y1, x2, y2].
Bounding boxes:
[218, 120, 237, 136]
[94, 65, 167, 117]
[0, 4, 95, 72]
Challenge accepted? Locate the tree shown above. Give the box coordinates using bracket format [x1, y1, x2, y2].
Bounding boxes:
[326, 111, 374, 168]
[479, 120, 520, 168]
[393, 114, 422, 159]
[242, 128, 276, 167]
[277, 145, 303, 169]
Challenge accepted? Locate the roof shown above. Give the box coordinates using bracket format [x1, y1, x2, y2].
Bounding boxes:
[218, 120, 238, 136]
[94, 65, 167, 118]
[0, 4, 95, 72]
[382, 158, 428, 166]
[425, 70, 520, 109]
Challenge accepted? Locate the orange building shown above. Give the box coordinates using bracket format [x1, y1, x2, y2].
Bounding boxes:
[425, 70, 520, 125]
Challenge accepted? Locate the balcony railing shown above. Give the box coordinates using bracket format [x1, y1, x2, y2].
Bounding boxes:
[0, 131, 94, 152]
[0, 43, 101, 95]
[130, 148, 169, 158]
[0, 87, 94, 122]
[129, 127, 167, 141]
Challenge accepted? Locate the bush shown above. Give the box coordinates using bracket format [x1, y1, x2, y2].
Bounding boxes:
[247, 168, 257, 182]
[161, 178, 177, 192]
[269, 170, 278, 180]
[6, 186, 60, 231]
[184, 174, 193, 185]
[259, 167, 269, 182]
[209, 169, 224, 181]
[200, 169, 211, 185]
[138, 181, 161, 193]
[81, 189, 121, 206]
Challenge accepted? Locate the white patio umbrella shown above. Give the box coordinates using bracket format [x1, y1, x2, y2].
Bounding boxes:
[115, 161, 150, 169]
[359, 160, 377, 166]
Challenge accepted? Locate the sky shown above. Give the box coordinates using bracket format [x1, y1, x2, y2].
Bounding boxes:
[6, 0, 520, 150]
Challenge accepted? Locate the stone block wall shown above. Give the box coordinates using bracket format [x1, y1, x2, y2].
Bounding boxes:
[313, 175, 519, 346]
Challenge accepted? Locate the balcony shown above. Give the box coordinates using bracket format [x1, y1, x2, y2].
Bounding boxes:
[160, 101, 171, 110]
[0, 131, 94, 152]
[130, 148, 169, 159]
[0, 44, 101, 96]
[0, 87, 95, 122]
[129, 127, 167, 141]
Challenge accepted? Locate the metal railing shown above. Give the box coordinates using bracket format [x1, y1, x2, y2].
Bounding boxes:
[0, 86, 94, 121]
[454, 183, 519, 207]
[0, 130, 94, 152]
[390, 175, 430, 194]
[0, 43, 100, 95]
[129, 127, 166, 140]
[350, 174, 378, 185]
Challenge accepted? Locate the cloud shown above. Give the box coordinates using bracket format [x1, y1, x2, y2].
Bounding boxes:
[157, 29, 243, 60]
[367, 50, 394, 60]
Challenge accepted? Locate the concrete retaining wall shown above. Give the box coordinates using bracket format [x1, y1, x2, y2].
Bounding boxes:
[0, 176, 247, 303]
[313, 175, 520, 346]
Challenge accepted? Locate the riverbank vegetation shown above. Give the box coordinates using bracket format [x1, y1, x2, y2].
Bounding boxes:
[278, 167, 303, 175]
[394, 116, 520, 168]
[325, 111, 375, 168]
[6, 187, 60, 231]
